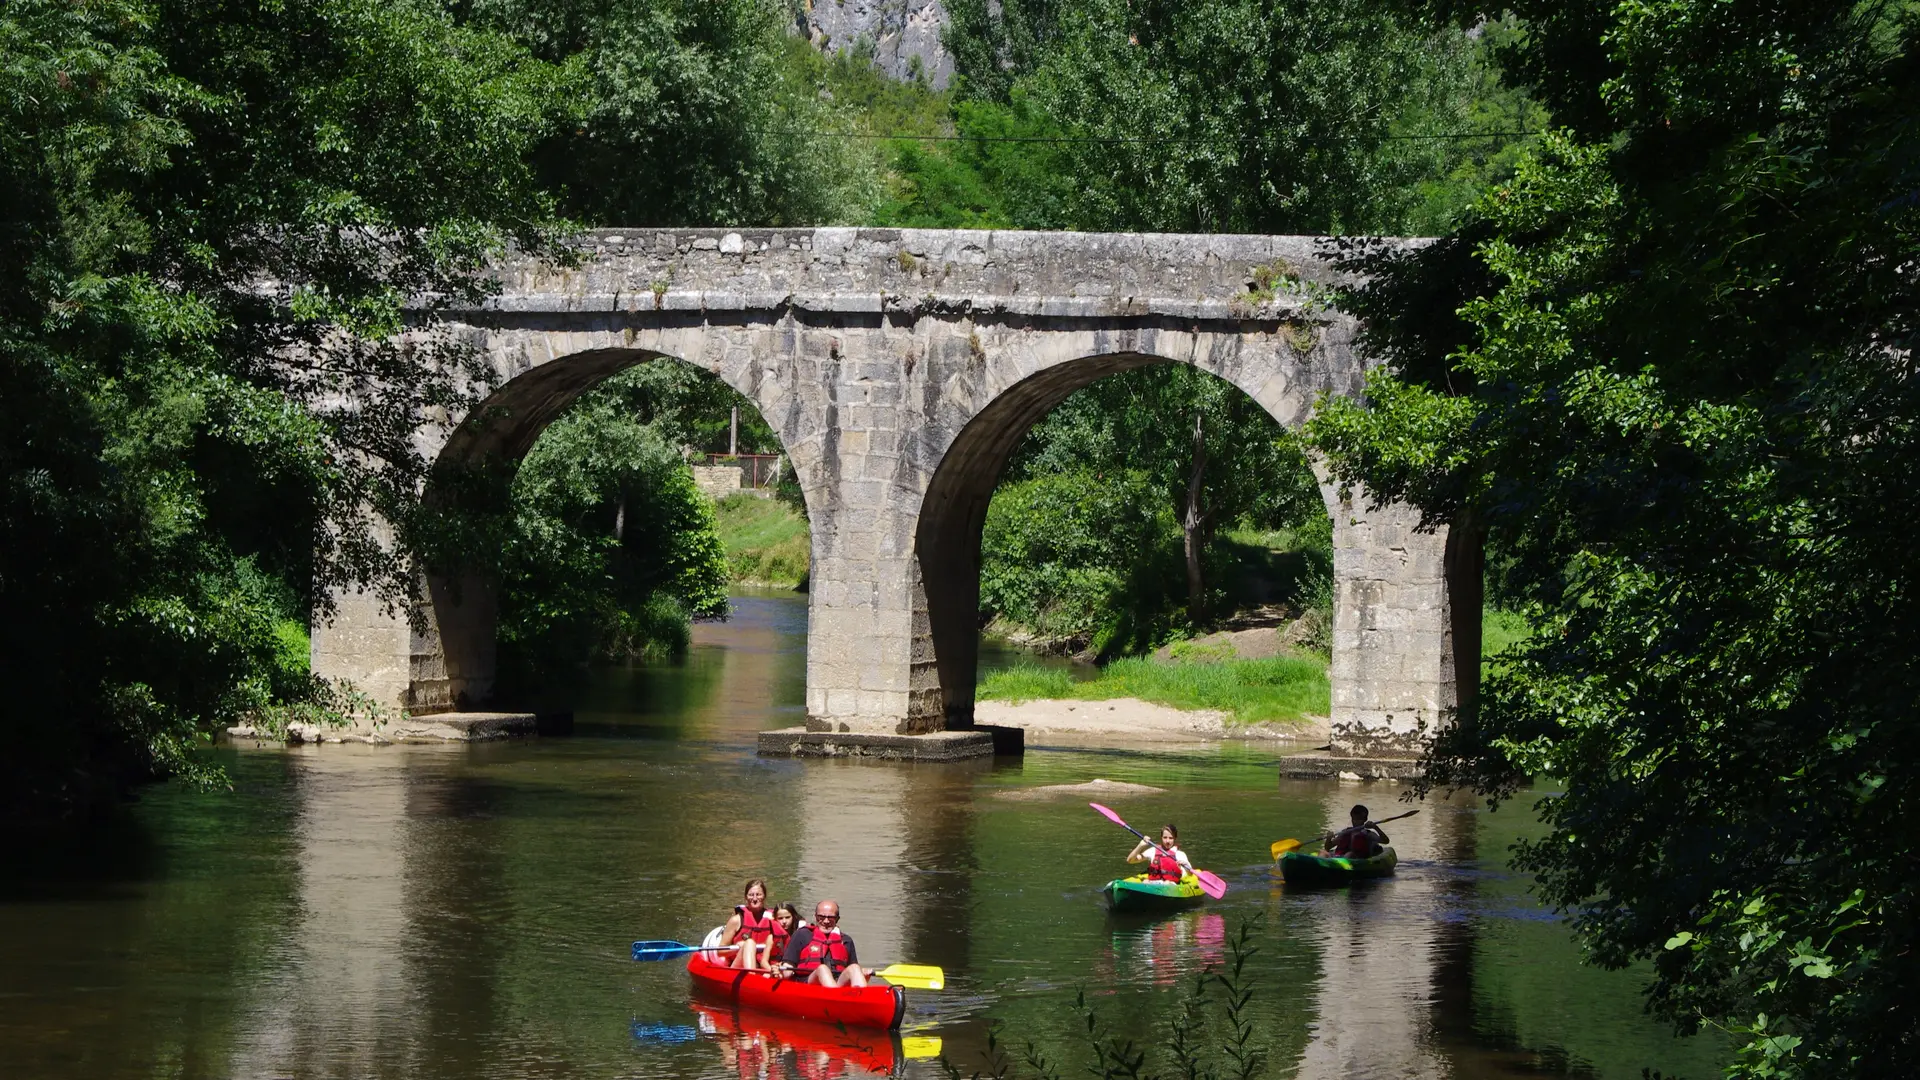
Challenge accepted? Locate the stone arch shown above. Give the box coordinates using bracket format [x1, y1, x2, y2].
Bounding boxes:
[911, 333, 1338, 730]
[388, 339, 823, 714]
[902, 319, 1453, 756]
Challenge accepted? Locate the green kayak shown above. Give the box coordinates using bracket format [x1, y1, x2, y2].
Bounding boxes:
[1277, 845, 1398, 886]
[1104, 873, 1207, 912]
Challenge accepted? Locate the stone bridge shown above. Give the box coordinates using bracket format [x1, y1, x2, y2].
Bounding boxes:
[310, 228, 1471, 760]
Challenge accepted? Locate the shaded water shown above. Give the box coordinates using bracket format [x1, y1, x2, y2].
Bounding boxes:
[0, 594, 1725, 1079]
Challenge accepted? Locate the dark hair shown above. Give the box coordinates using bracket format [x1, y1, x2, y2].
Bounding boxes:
[1161, 823, 1179, 839]
[1350, 804, 1370, 820]
[743, 878, 768, 900]
[773, 902, 800, 926]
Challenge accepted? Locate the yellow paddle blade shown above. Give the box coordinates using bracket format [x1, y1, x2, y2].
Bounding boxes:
[876, 964, 944, 990]
[1270, 838, 1303, 859]
[900, 1036, 943, 1059]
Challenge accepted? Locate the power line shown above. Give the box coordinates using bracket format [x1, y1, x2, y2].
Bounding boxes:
[750, 127, 1547, 146]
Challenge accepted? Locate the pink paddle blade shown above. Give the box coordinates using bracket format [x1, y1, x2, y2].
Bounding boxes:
[1194, 869, 1229, 899]
[1088, 802, 1127, 826]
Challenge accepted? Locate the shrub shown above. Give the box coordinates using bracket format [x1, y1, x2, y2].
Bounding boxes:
[979, 468, 1186, 655]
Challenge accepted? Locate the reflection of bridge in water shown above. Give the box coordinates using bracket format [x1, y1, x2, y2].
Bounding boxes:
[194, 710, 1710, 1079]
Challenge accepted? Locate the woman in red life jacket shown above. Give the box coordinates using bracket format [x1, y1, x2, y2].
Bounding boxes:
[780, 899, 875, 988]
[723, 879, 778, 970]
[1127, 823, 1194, 881]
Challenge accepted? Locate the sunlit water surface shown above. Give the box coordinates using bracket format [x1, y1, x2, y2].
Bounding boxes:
[0, 593, 1726, 1079]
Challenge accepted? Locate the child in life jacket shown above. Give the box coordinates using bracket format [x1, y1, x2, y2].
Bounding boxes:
[1128, 823, 1194, 881]
[769, 902, 802, 963]
[1325, 804, 1388, 858]
[723, 879, 778, 970]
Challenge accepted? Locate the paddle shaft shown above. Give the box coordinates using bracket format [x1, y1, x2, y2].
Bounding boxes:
[1320, 808, 1419, 843]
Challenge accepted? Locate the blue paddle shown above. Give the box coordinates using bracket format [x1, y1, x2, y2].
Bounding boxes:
[632, 940, 740, 961]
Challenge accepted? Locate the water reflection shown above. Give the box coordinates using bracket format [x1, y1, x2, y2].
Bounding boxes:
[228, 749, 415, 1079]
[1289, 786, 1475, 1079]
[691, 1003, 902, 1080]
[0, 593, 1728, 1080]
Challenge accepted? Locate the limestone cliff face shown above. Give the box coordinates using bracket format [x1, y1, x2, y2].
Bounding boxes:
[795, 0, 954, 89]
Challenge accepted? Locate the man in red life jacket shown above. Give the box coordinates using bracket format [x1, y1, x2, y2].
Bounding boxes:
[778, 900, 875, 988]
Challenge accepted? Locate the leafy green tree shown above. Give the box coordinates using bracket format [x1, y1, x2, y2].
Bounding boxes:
[948, 0, 1477, 234]
[1, 0, 566, 817]
[1310, 3, 1920, 1075]
[1008, 366, 1324, 630]
[980, 469, 1184, 655]
[466, 0, 876, 225]
[498, 380, 730, 680]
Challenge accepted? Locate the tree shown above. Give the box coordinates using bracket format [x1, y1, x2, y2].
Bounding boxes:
[498, 377, 730, 681]
[465, 0, 877, 226]
[1309, 3, 1920, 1075]
[946, 0, 1478, 235]
[1009, 366, 1324, 631]
[0, 0, 568, 817]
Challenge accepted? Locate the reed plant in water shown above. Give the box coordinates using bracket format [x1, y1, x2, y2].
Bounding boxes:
[940, 917, 1268, 1080]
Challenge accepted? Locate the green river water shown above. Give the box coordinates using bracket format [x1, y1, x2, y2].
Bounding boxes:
[0, 593, 1727, 1080]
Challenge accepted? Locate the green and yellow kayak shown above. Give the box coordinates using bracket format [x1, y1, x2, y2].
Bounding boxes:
[1277, 845, 1398, 886]
[1104, 873, 1207, 912]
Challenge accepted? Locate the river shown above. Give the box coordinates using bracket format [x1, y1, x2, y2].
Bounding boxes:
[0, 592, 1726, 1080]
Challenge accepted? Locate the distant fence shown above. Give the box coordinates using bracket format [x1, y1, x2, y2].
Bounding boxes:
[701, 453, 783, 490]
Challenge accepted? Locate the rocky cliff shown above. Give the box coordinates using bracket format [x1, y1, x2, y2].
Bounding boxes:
[794, 0, 954, 89]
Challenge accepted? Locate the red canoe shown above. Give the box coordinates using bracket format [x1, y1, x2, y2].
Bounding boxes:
[687, 951, 905, 1031]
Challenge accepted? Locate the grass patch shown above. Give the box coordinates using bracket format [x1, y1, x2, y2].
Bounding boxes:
[1482, 608, 1532, 676]
[978, 654, 1329, 726]
[712, 494, 809, 587]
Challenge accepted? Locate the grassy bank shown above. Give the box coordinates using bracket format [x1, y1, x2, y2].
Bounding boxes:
[977, 654, 1331, 726]
[712, 494, 809, 588]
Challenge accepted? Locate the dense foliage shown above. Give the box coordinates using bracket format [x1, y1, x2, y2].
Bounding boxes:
[936, 0, 1538, 234]
[1, 0, 565, 816]
[980, 469, 1184, 655]
[497, 370, 730, 681]
[1310, 2, 1920, 1075]
[467, 0, 875, 225]
[1007, 366, 1326, 627]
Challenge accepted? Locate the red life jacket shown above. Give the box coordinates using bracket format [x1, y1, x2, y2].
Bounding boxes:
[793, 927, 852, 976]
[1331, 827, 1376, 858]
[1148, 848, 1185, 881]
[733, 904, 776, 945]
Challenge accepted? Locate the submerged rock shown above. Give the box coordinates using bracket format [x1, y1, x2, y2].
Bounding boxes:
[993, 778, 1169, 801]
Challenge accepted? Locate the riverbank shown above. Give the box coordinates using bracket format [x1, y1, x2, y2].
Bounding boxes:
[977, 650, 1331, 732]
[712, 493, 807, 588]
[974, 695, 1328, 744]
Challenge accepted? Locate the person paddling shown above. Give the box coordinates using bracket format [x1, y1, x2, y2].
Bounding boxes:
[1325, 804, 1389, 858]
[1128, 823, 1194, 882]
[722, 879, 778, 971]
[779, 899, 875, 988]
